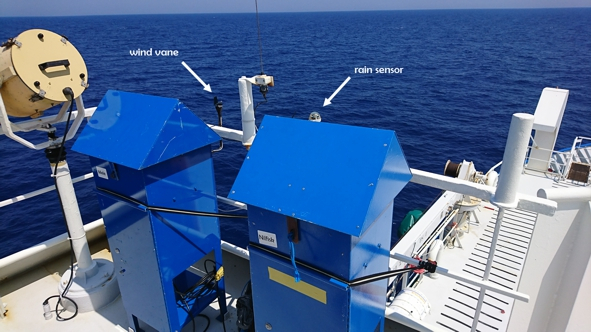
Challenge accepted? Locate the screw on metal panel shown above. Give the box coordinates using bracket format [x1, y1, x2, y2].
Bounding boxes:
[377, 243, 381, 248]
[292, 213, 295, 217]
[265, 323, 272, 330]
[302, 187, 305, 190]
[278, 208, 282, 212]
[369, 183, 374, 186]
[356, 225, 360, 228]
[363, 263, 368, 268]
[288, 184, 291, 187]
[232, 191, 236, 194]
[119, 269, 126, 274]
[384, 144, 387, 147]
[247, 156, 250, 159]
[115, 248, 120, 253]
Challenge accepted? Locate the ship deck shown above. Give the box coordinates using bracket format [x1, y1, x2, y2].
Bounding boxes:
[1, 169, 589, 332]
[0, 231, 413, 332]
[387, 169, 589, 332]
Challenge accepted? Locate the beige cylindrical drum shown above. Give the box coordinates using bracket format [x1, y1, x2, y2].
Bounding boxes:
[0, 29, 88, 118]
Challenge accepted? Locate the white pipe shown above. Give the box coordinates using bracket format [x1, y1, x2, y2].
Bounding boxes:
[410, 168, 494, 201]
[208, 124, 244, 142]
[471, 208, 505, 332]
[221, 241, 250, 260]
[472, 113, 534, 332]
[0, 107, 97, 136]
[64, 96, 86, 141]
[0, 173, 94, 208]
[492, 113, 535, 208]
[0, 93, 36, 149]
[217, 196, 247, 210]
[0, 94, 89, 149]
[238, 76, 256, 148]
[410, 168, 556, 216]
[538, 187, 591, 202]
[392, 253, 529, 302]
[52, 160, 95, 274]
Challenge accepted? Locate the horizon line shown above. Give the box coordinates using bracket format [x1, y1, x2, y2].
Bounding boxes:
[1, 6, 590, 19]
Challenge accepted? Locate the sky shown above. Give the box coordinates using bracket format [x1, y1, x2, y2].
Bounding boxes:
[1, 0, 590, 17]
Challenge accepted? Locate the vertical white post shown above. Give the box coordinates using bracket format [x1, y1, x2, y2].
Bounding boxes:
[494, 113, 535, 207]
[238, 76, 256, 149]
[471, 113, 534, 331]
[52, 160, 96, 275]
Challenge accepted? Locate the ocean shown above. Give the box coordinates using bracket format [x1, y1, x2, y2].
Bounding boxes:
[1, 9, 590, 259]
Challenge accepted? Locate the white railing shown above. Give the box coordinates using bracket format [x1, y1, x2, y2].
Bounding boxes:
[526, 136, 591, 183]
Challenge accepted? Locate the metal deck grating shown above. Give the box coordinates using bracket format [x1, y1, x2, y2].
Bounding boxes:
[436, 208, 537, 332]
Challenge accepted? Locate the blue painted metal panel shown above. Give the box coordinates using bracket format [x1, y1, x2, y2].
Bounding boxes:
[249, 246, 350, 332]
[76, 90, 226, 332]
[247, 205, 353, 279]
[230, 116, 411, 237]
[72, 90, 220, 170]
[348, 204, 392, 332]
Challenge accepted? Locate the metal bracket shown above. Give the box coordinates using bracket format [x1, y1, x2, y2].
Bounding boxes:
[0, 93, 87, 149]
[286, 217, 299, 243]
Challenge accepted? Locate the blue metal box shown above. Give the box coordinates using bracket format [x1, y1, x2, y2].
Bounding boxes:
[73, 90, 226, 332]
[230, 116, 412, 331]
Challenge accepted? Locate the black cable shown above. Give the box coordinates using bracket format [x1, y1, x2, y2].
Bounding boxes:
[253, 94, 267, 114]
[349, 260, 438, 287]
[96, 187, 247, 219]
[254, 0, 265, 75]
[212, 97, 223, 153]
[250, 242, 437, 288]
[43, 90, 78, 321]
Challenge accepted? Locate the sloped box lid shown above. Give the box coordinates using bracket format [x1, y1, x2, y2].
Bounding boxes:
[72, 90, 220, 170]
[229, 116, 412, 237]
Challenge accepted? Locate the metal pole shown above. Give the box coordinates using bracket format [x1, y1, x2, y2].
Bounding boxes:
[238, 76, 256, 149]
[471, 113, 534, 331]
[51, 159, 95, 274]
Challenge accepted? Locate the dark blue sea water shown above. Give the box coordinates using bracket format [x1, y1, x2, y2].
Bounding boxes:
[1, 9, 590, 259]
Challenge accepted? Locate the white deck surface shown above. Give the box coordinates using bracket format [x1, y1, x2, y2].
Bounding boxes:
[402, 169, 588, 332]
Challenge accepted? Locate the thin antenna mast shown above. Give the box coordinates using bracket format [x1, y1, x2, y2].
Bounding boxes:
[255, 0, 265, 75]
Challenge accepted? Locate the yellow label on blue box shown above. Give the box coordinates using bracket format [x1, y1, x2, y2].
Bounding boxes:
[268, 267, 327, 304]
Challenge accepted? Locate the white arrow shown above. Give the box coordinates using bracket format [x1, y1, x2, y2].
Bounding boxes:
[323, 76, 351, 107]
[181, 61, 212, 93]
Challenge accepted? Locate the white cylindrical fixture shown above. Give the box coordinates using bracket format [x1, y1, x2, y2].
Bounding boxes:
[238, 76, 256, 148]
[391, 288, 431, 321]
[493, 113, 535, 208]
[538, 187, 591, 202]
[52, 161, 94, 273]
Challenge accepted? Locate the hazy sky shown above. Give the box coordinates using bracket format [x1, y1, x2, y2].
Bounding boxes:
[1, 0, 590, 17]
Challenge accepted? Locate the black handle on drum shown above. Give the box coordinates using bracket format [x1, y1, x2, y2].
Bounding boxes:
[38, 59, 70, 71]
